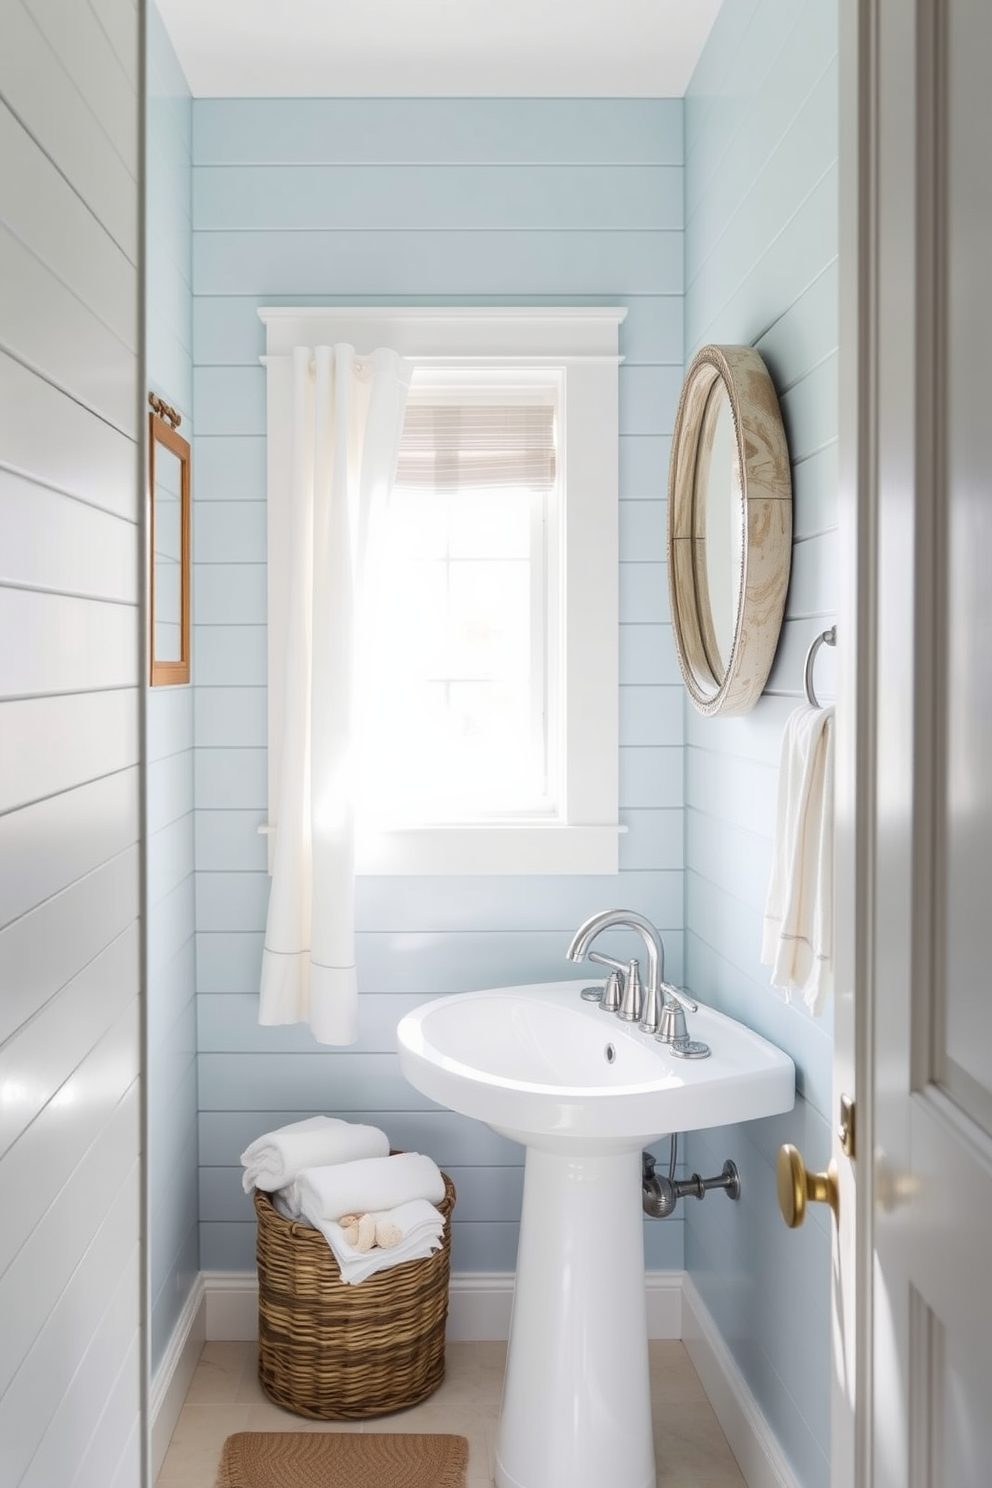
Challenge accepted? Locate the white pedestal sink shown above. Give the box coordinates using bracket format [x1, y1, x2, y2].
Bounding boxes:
[396, 980, 795, 1488]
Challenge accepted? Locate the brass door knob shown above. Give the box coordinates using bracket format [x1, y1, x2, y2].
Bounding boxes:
[776, 1144, 839, 1227]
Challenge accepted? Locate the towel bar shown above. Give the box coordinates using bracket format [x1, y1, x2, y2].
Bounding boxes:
[803, 626, 837, 708]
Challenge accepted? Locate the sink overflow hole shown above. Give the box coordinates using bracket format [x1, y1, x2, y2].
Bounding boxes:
[604, 1043, 617, 1064]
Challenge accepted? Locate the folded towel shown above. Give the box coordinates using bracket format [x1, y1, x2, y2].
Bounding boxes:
[240, 1116, 389, 1194]
[299, 1199, 446, 1284]
[339, 1199, 444, 1252]
[290, 1151, 445, 1221]
[761, 704, 835, 1014]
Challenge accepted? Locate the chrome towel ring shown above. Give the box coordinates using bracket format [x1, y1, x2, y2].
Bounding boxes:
[803, 626, 837, 708]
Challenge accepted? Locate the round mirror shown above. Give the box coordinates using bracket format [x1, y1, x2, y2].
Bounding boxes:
[667, 344, 791, 716]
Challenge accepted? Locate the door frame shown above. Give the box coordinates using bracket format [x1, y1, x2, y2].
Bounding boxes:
[836, 1, 879, 1483]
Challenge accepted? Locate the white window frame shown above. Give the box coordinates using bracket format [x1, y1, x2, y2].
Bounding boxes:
[259, 306, 625, 875]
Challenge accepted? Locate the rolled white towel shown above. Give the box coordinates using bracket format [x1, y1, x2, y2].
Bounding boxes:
[290, 1151, 445, 1221]
[240, 1116, 389, 1194]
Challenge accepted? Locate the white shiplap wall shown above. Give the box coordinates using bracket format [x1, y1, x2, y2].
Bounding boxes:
[0, 1, 143, 1485]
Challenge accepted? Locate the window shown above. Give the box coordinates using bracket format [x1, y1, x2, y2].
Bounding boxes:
[260, 307, 625, 874]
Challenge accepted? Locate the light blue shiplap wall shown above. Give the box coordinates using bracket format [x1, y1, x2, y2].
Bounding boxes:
[682, 5, 838, 1487]
[146, 2, 198, 1376]
[0, 0, 142, 1483]
[190, 98, 688, 1275]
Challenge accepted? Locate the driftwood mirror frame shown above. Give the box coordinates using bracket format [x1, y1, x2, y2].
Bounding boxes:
[666, 344, 792, 717]
[148, 393, 191, 686]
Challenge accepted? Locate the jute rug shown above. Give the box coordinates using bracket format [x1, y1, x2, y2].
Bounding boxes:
[214, 1430, 469, 1488]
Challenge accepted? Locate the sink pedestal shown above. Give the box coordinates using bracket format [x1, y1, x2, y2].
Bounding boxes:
[494, 1144, 655, 1488]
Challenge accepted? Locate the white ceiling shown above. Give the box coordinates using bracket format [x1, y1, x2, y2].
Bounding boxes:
[156, 0, 723, 99]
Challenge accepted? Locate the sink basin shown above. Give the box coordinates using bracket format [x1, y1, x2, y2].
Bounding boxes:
[397, 978, 795, 1488]
[396, 978, 795, 1152]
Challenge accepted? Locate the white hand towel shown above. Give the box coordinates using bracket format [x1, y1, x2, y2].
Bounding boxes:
[290, 1151, 445, 1221]
[240, 1115, 389, 1194]
[761, 704, 835, 1014]
[297, 1200, 446, 1285]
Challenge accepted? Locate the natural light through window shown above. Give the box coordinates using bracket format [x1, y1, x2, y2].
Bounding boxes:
[357, 379, 558, 828]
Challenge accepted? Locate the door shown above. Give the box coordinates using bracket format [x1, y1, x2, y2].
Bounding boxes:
[837, 1, 992, 1484]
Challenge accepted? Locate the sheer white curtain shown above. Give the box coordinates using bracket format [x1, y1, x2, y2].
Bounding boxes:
[260, 344, 411, 1044]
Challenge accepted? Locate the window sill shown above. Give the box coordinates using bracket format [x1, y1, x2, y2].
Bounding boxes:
[355, 822, 623, 876]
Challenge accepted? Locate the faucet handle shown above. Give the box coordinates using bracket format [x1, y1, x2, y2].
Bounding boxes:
[588, 951, 626, 974]
[617, 958, 643, 1022]
[661, 982, 698, 1014]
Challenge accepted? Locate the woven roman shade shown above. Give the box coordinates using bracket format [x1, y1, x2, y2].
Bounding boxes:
[395, 403, 556, 491]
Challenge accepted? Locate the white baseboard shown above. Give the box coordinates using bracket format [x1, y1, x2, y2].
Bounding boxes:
[150, 1275, 205, 1482]
[681, 1274, 800, 1488]
[199, 1269, 683, 1343]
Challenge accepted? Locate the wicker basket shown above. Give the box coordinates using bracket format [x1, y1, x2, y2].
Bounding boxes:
[254, 1167, 456, 1419]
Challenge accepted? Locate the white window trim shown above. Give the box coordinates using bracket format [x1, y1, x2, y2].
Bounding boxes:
[259, 305, 625, 875]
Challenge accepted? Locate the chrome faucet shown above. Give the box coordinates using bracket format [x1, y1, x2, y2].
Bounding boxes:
[565, 909, 698, 1040]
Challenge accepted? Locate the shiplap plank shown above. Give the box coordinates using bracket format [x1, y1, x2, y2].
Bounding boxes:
[0, 768, 139, 933]
[193, 499, 266, 561]
[88, 0, 139, 80]
[0, 350, 136, 515]
[199, 991, 451, 1054]
[194, 685, 266, 747]
[0, 992, 140, 1281]
[619, 616, 675, 687]
[22, 0, 137, 176]
[0, 469, 137, 598]
[0, 922, 138, 1162]
[193, 433, 266, 501]
[619, 746, 683, 809]
[15, 1250, 140, 1488]
[0, 100, 136, 348]
[146, 748, 194, 835]
[619, 684, 685, 747]
[146, 813, 195, 910]
[791, 441, 839, 542]
[0, 0, 136, 259]
[0, 1073, 139, 1401]
[146, 685, 193, 762]
[149, 1116, 197, 1288]
[192, 98, 684, 168]
[63, 1329, 141, 1488]
[0, 588, 138, 698]
[193, 563, 266, 626]
[194, 747, 266, 809]
[195, 810, 267, 873]
[146, 937, 195, 1053]
[0, 844, 138, 1046]
[685, 746, 779, 840]
[193, 229, 682, 299]
[778, 352, 838, 463]
[198, 1052, 438, 1113]
[0, 689, 138, 814]
[192, 164, 682, 232]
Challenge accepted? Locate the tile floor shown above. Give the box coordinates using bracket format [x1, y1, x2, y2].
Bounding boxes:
[156, 1337, 746, 1487]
